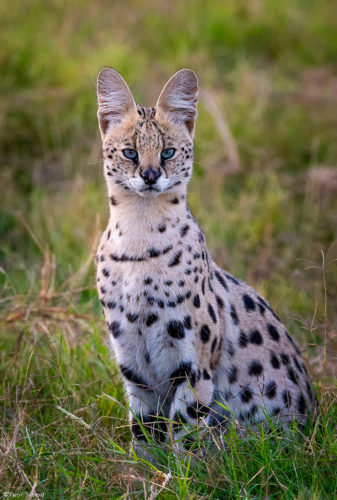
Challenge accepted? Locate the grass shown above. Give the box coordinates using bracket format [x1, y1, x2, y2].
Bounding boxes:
[1, 0, 337, 497]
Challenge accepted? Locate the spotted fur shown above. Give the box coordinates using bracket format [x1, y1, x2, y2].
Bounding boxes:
[95, 68, 316, 449]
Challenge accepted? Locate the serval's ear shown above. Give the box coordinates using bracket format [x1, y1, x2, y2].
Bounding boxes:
[156, 69, 198, 137]
[97, 68, 137, 138]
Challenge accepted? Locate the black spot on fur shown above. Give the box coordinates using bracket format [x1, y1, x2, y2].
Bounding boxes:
[120, 365, 148, 388]
[164, 280, 173, 286]
[178, 280, 185, 287]
[193, 294, 200, 308]
[110, 196, 118, 206]
[267, 323, 280, 342]
[186, 405, 198, 419]
[110, 252, 144, 263]
[248, 360, 263, 376]
[250, 329, 263, 345]
[184, 315, 192, 329]
[281, 353, 290, 365]
[179, 224, 190, 237]
[102, 268, 110, 278]
[170, 362, 195, 387]
[297, 394, 306, 414]
[168, 251, 182, 267]
[108, 321, 123, 338]
[201, 278, 206, 295]
[265, 381, 277, 399]
[293, 356, 303, 373]
[215, 295, 224, 310]
[239, 331, 248, 348]
[243, 294, 256, 311]
[158, 223, 166, 233]
[200, 324, 210, 343]
[287, 367, 299, 385]
[228, 365, 238, 384]
[240, 387, 253, 403]
[215, 271, 228, 290]
[167, 320, 185, 339]
[187, 401, 209, 420]
[126, 313, 139, 323]
[270, 351, 280, 369]
[162, 245, 172, 255]
[230, 305, 239, 325]
[146, 313, 158, 327]
[225, 273, 240, 285]
[282, 390, 291, 408]
[149, 247, 160, 258]
[203, 369, 211, 380]
[145, 352, 150, 364]
[258, 303, 265, 315]
[144, 277, 153, 285]
[177, 294, 185, 304]
[257, 296, 280, 322]
[208, 304, 217, 324]
[211, 337, 217, 353]
[106, 301, 116, 309]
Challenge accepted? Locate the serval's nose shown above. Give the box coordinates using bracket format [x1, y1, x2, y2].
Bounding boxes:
[141, 167, 161, 186]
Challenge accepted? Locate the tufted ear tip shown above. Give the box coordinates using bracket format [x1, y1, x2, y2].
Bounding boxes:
[156, 69, 199, 137]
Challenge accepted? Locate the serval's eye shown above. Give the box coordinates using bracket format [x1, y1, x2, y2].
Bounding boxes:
[123, 149, 138, 160]
[161, 148, 176, 160]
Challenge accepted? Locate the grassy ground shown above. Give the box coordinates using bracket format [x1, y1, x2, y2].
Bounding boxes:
[1, 0, 337, 497]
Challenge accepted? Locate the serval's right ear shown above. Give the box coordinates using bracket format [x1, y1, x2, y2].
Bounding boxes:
[97, 68, 137, 139]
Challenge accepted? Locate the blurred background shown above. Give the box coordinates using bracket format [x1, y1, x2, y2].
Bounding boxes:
[1, 1, 337, 495]
[1, 0, 337, 390]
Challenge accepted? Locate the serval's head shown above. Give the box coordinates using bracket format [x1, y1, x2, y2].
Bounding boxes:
[97, 68, 198, 197]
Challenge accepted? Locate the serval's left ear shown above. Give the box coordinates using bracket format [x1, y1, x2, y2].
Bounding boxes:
[97, 67, 137, 139]
[156, 69, 198, 137]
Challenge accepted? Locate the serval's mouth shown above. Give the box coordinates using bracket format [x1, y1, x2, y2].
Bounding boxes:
[138, 186, 161, 196]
